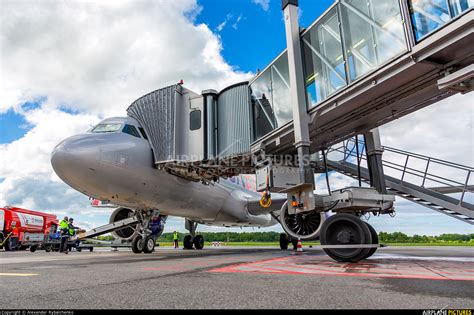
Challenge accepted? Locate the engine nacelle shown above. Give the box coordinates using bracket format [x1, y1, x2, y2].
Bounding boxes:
[280, 202, 328, 241]
[109, 207, 139, 241]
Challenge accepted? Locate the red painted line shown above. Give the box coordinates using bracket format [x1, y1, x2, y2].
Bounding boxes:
[263, 263, 407, 276]
[143, 267, 187, 271]
[207, 256, 474, 281]
[209, 266, 474, 281]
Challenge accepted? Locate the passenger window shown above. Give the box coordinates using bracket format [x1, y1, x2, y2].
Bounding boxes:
[190, 110, 201, 131]
[138, 127, 148, 140]
[122, 125, 141, 138]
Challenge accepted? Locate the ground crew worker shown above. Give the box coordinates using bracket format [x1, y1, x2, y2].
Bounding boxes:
[173, 231, 179, 249]
[59, 216, 69, 254]
[68, 218, 80, 251]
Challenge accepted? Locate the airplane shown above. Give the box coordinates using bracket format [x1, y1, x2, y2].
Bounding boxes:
[51, 115, 295, 253]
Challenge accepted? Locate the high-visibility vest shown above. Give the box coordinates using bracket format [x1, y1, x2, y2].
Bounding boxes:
[173, 232, 178, 240]
[59, 220, 69, 230]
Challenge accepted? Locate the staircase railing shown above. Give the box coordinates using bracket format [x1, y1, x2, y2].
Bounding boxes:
[327, 137, 474, 206]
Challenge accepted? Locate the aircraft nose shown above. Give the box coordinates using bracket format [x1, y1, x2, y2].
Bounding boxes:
[51, 135, 100, 185]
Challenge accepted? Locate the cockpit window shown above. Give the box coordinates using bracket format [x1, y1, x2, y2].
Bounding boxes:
[122, 124, 141, 138]
[91, 123, 122, 133]
[138, 127, 148, 140]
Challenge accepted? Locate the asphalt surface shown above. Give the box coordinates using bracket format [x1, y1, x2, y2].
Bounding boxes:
[0, 246, 473, 309]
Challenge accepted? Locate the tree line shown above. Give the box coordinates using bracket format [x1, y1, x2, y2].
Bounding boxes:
[378, 232, 474, 243]
[150, 232, 474, 243]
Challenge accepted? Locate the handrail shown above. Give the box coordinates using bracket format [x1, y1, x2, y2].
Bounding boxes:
[327, 137, 474, 204]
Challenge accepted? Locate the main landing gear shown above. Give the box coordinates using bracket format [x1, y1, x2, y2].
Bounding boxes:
[183, 219, 205, 250]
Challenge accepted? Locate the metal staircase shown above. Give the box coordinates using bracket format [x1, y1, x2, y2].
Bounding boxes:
[326, 138, 474, 225]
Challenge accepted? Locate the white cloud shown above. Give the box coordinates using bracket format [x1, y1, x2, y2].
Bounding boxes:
[379, 93, 473, 167]
[252, 0, 271, 12]
[0, 0, 251, 117]
[216, 14, 233, 32]
[232, 15, 243, 30]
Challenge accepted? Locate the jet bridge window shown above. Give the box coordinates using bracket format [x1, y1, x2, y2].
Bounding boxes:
[190, 110, 201, 131]
[91, 123, 122, 133]
[122, 124, 141, 138]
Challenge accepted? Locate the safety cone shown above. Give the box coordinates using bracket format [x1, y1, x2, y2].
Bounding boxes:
[296, 238, 303, 254]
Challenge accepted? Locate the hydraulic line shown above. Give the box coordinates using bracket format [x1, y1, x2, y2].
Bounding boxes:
[356, 136, 362, 187]
[322, 150, 332, 196]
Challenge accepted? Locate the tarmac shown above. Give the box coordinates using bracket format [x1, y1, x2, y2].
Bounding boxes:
[0, 246, 473, 309]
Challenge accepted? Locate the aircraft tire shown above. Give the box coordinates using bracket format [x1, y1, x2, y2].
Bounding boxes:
[291, 238, 298, 250]
[183, 235, 193, 250]
[131, 235, 144, 254]
[143, 236, 155, 254]
[320, 214, 372, 262]
[279, 233, 289, 250]
[193, 235, 204, 250]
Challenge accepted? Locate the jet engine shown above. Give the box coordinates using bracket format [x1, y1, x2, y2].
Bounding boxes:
[280, 202, 327, 241]
[109, 207, 139, 241]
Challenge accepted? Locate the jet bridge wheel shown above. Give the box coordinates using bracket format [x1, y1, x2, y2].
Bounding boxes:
[364, 222, 379, 259]
[131, 235, 144, 254]
[320, 214, 372, 263]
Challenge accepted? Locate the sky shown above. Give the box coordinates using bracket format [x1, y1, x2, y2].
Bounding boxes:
[0, 0, 472, 237]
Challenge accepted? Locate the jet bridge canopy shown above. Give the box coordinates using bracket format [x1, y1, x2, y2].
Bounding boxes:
[126, 82, 254, 181]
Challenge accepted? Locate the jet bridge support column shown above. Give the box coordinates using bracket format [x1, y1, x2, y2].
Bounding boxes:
[364, 128, 387, 194]
[282, 0, 315, 211]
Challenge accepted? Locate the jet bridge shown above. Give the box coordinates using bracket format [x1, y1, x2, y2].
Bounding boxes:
[125, 0, 473, 226]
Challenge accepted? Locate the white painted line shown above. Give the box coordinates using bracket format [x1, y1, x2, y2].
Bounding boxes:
[0, 273, 38, 277]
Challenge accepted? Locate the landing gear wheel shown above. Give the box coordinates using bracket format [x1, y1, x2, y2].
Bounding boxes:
[131, 235, 144, 253]
[29, 246, 37, 252]
[143, 236, 156, 254]
[279, 234, 289, 250]
[320, 214, 372, 262]
[183, 235, 193, 250]
[193, 235, 204, 250]
[45, 245, 52, 252]
[364, 222, 378, 259]
[291, 239, 298, 250]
